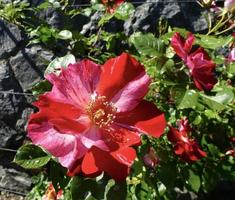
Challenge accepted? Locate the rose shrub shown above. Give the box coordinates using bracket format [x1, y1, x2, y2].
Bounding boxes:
[3, 0, 234, 199]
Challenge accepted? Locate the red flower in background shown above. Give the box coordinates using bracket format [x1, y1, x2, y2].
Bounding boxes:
[168, 119, 206, 162]
[171, 32, 195, 62]
[171, 32, 217, 91]
[101, 0, 125, 13]
[28, 53, 166, 181]
[186, 48, 217, 91]
[143, 146, 159, 168]
[225, 137, 235, 157]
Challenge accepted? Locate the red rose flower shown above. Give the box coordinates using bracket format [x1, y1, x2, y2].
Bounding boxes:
[171, 32, 217, 91]
[28, 53, 166, 181]
[186, 47, 217, 91]
[171, 32, 195, 62]
[168, 119, 206, 162]
[101, 0, 125, 13]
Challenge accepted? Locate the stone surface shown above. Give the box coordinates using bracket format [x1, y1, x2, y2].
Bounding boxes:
[9, 46, 54, 91]
[81, 11, 103, 35]
[0, 60, 26, 126]
[0, 191, 24, 200]
[124, 0, 210, 35]
[0, 121, 23, 149]
[0, 166, 31, 194]
[0, 20, 25, 59]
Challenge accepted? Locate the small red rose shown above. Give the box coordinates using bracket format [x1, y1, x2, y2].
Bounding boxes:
[168, 119, 206, 162]
[186, 47, 217, 91]
[171, 32, 217, 91]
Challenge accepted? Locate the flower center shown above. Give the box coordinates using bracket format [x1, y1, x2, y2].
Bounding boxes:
[86, 96, 117, 129]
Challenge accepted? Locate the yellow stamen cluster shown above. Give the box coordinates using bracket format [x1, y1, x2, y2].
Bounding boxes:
[86, 96, 117, 129]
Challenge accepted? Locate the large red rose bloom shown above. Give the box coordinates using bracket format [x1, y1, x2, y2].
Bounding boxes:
[27, 53, 166, 181]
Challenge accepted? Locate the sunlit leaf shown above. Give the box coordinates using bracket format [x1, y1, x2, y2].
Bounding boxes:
[14, 144, 50, 169]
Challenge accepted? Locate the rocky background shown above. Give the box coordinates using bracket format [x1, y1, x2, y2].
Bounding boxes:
[0, 0, 233, 199]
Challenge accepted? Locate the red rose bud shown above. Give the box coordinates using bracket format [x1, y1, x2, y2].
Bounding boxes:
[143, 147, 159, 168]
[171, 32, 195, 62]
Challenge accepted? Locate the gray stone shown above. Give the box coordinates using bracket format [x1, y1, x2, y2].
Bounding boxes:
[0, 121, 24, 149]
[39, 8, 65, 29]
[0, 166, 31, 194]
[81, 11, 103, 35]
[16, 107, 34, 132]
[0, 20, 25, 59]
[124, 0, 210, 35]
[9, 46, 54, 91]
[178, 2, 209, 32]
[0, 60, 26, 126]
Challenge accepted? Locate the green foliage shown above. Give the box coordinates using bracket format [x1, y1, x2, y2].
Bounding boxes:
[32, 80, 52, 97]
[0, 0, 30, 25]
[14, 144, 51, 169]
[114, 2, 134, 21]
[130, 32, 165, 57]
[44, 54, 76, 76]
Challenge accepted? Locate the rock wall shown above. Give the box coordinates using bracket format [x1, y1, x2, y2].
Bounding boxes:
[0, 19, 53, 194]
[0, 0, 212, 195]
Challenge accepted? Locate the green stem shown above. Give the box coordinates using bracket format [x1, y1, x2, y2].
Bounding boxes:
[207, 13, 226, 35]
[215, 24, 235, 35]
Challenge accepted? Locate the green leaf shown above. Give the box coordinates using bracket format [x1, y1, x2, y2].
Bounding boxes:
[44, 54, 76, 76]
[188, 170, 201, 192]
[69, 175, 118, 200]
[199, 88, 234, 112]
[135, 182, 152, 200]
[31, 80, 52, 97]
[228, 62, 235, 75]
[104, 179, 115, 200]
[14, 144, 50, 169]
[204, 109, 221, 120]
[195, 34, 233, 50]
[157, 182, 166, 196]
[178, 90, 199, 109]
[49, 161, 70, 192]
[158, 163, 177, 189]
[106, 181, 127, 200]
[57, 30, 73, 40]
[98, 13, 114, 26]
[114, 2, 134, 20]
[171, 87, 186, 106]
[130, 32, 165, 57]
[207, 144, 220, 157]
